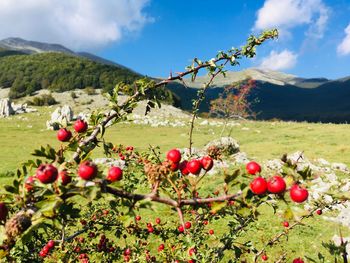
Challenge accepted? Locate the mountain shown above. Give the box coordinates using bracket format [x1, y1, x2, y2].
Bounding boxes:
[0, 37, 74, 54]
[0, 37, 134, 71]
[167, 69, 350, 123]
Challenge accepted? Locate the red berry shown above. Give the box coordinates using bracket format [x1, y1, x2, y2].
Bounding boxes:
[267, 175, 286, 194]
[203, 220, 208, 225]
[158, 244, 165, 252]
[293, 258, 305, 263]
[124, 255, 130, 262]
[262, 254, 268, 261]
[316, 209, 322, 215]
[74, 119, 88, 133]
[186, 160, 202, 175]
[290, 184, 309, 203]
[179, 160, 189, 175]
[188, 260, 195, 263]
[148, 226, 154, 233]
[57, 128, 72, 142]
[39, 250, 47, 258]
[246, 161, 261, 175]
[78, 161, 97, 180]
[59, 170, 72, 185]
[250, 177, 267, 195]
[80, 219, 87, 225]
[124, 248, 131, 256]
[0, 203, 8, 221]
[166, 149, 181, 163]
[178, 225, 184, 233]
[36, 164, 58, 184]
[107, 166, 123, 182]
[78, 237, 85, 243]
[185, 221, 191, 229]
[103, 209, 109, 215]
[47, 240, 55, 249]
[136, 215, 141, 221]
[42, 245, 50, 254]
[170, 162, 179, 172]
[155, 218, 161, 224]
[201, 156, 214, 171]
[283, 221, 289, 227]
[24, 176, 35, 191]
[188, 247, 196, 256]
[209, 229, 214, 235]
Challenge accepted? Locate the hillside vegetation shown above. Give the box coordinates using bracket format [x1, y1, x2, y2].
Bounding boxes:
[0, 52, 141, 98]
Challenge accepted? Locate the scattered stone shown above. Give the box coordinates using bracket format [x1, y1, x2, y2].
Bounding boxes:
[0, 98, 14, 117]
[331, 162, 349, 173]
[204, 137, 240, 156]
[232, 152, 250, 164]
[46, 105, 74, 130]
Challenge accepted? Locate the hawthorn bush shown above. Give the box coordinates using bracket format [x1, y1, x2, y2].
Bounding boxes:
[0, 29, 348, 262]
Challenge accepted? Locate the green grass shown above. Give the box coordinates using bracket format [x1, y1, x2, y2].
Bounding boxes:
[0, 107, 349, 261]
[1, 107, 350, 174]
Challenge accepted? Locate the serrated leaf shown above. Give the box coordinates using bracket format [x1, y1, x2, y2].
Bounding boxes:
[283, 206, 294, 220]
[210, 202, 226, 214]
[224, 169, 240, 185]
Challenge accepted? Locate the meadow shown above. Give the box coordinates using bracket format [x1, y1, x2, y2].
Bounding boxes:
[0, 106, 350, 261]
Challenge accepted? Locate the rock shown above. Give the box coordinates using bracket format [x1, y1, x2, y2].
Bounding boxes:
[46, 105, 74, 130]
[331, 162, 349, 173]
[232, 152, 249, 164]
[204, 137, 240, 156]
[0, 98, 14, 117]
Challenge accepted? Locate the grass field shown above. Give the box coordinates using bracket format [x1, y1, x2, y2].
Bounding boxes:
[0, 107, 349, 261]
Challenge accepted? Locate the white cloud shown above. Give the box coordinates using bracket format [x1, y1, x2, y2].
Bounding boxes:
[259, 50, 298, 71]
[254, 0, 329, 39]
[0, 0, 152, 50]
[337, 23, 350, 56]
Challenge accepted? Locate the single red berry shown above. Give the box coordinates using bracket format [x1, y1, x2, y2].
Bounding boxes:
[293, 258, 305, 263]
[203, 220, 208, 225]
[59, 170, 72, 185]
[188, 247, 196, 256]
[262, 254, 268, 261]
[267, 175, 286, 194]
[158, 244, 165, 252]
[170, 162, 179, 172]
[36, 164, 58, 184]
[124, 248, 131, 256]
[246, 161, 261, 175]
[89, 232, 95, 238]
[136, 215, 141, 221]
[201, 156, 214, 171]
[80, 219, 87, 225]
[166, 149, 181, 163]
[290, 184, 309, 203]
[209, 229, 214, 235]
[283, 221, 289, 227]
[185, 221, 192, 229]
[124, 255, 130, 262]
[188, 260, 195, 263]
[0, 203, 8, 221]
[42, 245, 51, 254]
[107, 166, 123, 182]
[78, 161, 97, 180]
[250, 177, 268, 195]
[179, 160, 189, 175]
[39, 250, 47, 258]
[155, 218, 161, 224]
[103, 209, 109, 215]
[316, 209, 322, 215]
[186, 159, 202, 175]
[24, 176, 35, 191]
[47, 240, 55, 249]
[178, 225, 184, 233]
[57, 128, 72, 142]
[148, 226, 154, 233]
[74, 119, 88, 133]
[78, 237, 85, 243]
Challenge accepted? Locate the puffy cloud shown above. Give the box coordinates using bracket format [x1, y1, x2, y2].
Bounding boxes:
[259, 50, 298, 71]
[254, 0, 329, 39]
[337, 23, 350, 56]
[0, 0, 152, 50]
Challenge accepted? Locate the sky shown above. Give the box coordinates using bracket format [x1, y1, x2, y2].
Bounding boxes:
[0, 0, 350, 79]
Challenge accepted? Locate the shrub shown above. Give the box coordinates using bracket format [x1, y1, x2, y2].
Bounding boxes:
[2, 30, 346, 262]
[27, 94, 58, 106]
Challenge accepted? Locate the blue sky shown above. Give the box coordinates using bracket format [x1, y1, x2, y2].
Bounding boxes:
[1, 0, 350, 79]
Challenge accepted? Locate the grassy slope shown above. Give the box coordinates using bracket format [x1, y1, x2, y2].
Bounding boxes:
[1, 107, 350, 174]
[0, 108, 349, 261]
